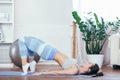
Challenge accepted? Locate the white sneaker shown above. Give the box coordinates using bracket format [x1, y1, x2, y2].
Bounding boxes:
[21, 72, 27, 75]
[22, 63, 30, 75]
[30, 61, 36, 72]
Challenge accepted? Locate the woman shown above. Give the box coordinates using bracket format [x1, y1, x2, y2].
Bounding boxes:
[17, 36, 99, 75]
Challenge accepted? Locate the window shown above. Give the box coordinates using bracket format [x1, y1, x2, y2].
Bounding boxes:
[73, 0, 120, 21]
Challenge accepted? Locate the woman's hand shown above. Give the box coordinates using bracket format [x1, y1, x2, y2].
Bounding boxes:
[32, 72, 42, 75]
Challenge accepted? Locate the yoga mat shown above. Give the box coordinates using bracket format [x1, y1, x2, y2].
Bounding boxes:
[37, 72, 103, 78]
[0, 71, 33, 76]
[0, 71, 103, 78]
[38, 74, 96, 78]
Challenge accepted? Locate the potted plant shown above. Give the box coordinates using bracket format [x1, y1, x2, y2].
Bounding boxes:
[72, 11, 120, 68]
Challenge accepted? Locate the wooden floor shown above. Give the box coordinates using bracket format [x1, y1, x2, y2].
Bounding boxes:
[0, 64, 120, 80]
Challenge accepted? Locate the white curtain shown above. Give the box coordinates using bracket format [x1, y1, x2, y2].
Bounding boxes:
[76, 26, 88, 66]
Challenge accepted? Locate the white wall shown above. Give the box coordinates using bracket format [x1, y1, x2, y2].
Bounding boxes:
[14, 0, 73, 57]
[80, 0, 120, 21]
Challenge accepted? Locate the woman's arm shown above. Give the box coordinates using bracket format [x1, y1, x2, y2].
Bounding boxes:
[33, 65, 79, 75]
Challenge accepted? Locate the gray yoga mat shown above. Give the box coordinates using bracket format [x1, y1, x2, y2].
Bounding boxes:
[0, 71, 33, 76]
[38, 74, 96, 78]
[0, 71, 99, 78]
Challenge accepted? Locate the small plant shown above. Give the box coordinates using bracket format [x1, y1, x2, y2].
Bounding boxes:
[72, 11, 120, 54]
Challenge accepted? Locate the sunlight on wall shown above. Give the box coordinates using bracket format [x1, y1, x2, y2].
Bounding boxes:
[80, 0, 120, 21]
[72, 0, 80, 11]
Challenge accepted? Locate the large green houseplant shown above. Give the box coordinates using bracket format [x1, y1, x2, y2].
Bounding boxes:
[72, 11, 120, 55]
[72, 11, 120, 68]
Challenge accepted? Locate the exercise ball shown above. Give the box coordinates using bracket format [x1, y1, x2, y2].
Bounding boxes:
[9, 39, 40, 68]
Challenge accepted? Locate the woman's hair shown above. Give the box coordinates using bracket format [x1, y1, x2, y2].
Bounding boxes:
[83, 64, 99, 75]
[89, 64, 99, 74]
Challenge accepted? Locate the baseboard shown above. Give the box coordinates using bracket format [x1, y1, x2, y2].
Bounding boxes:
[0, 61, 58, 68]
[0, 63, 14, 68]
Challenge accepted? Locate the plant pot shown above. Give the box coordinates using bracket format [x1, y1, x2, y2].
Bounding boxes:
[87, 54, 104, 68]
